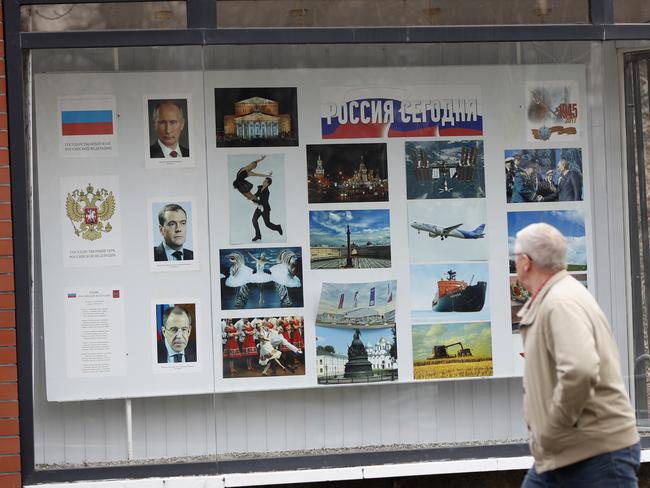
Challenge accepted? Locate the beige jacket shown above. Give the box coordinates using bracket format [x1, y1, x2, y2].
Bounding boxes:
[518, 270, 639, 473]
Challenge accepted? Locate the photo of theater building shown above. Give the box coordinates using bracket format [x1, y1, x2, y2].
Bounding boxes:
[224, 96, 291, 140]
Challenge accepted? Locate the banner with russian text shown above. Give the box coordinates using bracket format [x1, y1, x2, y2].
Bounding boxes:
[320, 85, 483, 139]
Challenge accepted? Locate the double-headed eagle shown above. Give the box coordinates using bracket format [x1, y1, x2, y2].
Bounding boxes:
[65, 183, 116, 241]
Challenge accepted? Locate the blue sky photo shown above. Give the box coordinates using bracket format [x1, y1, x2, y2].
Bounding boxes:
[317, 280, 395, 316]
[507, 210, 587, 268]
[309, 209, 391, 247]
[316, 325, 395, 356]
[411, 321, 492, 362]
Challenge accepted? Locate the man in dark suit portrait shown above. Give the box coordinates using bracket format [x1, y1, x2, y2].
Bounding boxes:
[157, 305, 197, 363]
[149, 100, 190, 158]
[557, 158, 583, 201]
[154, 203, 194, 261]
[252, 177, 283, 242]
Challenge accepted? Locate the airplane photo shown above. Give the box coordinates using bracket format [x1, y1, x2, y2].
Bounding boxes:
[410, 222, 485, 240]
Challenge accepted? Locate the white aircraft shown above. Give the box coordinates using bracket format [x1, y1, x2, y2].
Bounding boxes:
[410, 222, 485, 240]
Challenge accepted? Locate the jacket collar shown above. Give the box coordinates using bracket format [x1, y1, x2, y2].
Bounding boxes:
[517, 269, 569, 328]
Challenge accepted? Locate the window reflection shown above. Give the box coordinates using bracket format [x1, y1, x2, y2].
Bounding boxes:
[615, 1, 650, 23]
[216, 0, 588, 28]
[21, 2, 186, 32]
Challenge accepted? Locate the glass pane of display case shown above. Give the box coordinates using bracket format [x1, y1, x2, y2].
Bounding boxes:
[21, 2, 186, 32]
[216, 0, 588, 28]
[615, 1, 650, 24]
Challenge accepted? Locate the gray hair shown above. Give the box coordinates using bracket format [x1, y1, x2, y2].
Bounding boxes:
[153, 100, 185, 123]
[515, 223, 566, 271]
[162, 305, 192, 329]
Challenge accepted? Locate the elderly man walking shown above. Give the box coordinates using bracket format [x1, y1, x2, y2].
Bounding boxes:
[515, 223, 640, 487]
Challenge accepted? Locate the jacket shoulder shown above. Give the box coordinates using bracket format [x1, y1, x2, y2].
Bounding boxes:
[150, 144, 163, 158]
[543, 275, 596, 312]
[153, 243, 167, 261]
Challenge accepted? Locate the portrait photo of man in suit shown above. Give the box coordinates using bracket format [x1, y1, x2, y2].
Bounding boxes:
[154, 203, 194, 262]
[148, 99, 190, 159]
[157, 304, 197, 364]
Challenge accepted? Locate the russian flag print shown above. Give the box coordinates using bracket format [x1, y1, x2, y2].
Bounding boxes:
[321, 86, 483, 140]
[58, 95, 117, 157]
[61, 110, 114, 136]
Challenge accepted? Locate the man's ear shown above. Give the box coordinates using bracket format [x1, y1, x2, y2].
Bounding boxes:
[524, 258, 532, 273]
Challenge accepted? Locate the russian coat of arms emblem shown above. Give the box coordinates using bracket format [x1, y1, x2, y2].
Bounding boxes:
[65, 183, 116, 241]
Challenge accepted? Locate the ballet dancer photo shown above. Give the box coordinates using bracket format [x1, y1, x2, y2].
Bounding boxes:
[228, 154, 287, 245]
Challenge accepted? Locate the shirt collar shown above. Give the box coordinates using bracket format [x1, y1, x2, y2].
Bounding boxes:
[162, 241, 184, 260]
[157, 140, 180, 158]
[164, 338, 185, 363]
[517, 269, 569, 328]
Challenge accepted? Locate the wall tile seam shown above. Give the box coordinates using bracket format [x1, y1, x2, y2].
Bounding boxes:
[0, 437, 21, 444]
[0, 372, 18, 380]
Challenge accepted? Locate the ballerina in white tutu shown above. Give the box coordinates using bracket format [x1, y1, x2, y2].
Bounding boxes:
[224, 252, 254, 288]
[270, 249, 301, 288]
[248, 251, 272, 305]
